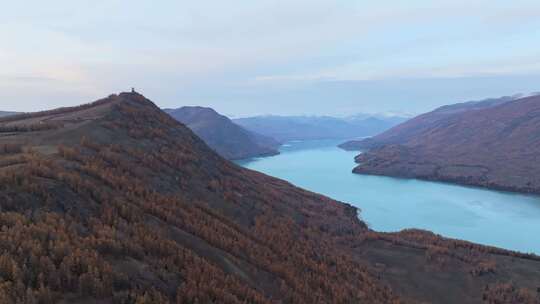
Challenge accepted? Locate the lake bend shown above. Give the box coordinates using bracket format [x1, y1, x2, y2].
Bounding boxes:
[237, 139, 540, 254]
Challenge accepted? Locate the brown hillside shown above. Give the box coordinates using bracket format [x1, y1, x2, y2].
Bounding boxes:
[353, 95, 540, 194]
[0, 92, 539, 303]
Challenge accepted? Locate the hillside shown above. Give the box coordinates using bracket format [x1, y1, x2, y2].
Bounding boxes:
[0, 92, 539, 303]
[166, 106, 279, 160]
[351, 94, 540, 194]
[339, 95, 519, 150]
[234, 115, 404, 142]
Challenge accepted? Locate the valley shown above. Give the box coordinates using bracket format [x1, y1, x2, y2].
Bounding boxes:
[1, 93, 538, 303]
[239, 139, 540, 254]
[5, 2, 540, 302]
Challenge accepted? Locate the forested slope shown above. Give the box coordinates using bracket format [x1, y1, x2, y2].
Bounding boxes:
[0, 92, 538, 303]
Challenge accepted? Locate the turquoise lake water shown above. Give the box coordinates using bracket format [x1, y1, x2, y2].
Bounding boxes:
[237, 139, 540, 254]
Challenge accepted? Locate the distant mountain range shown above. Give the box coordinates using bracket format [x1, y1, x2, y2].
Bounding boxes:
[344, 94, 540, 194]
[234, 115, 407, 142]
[1, 92, 538, 303]
[0, 111, 17, 117]
[165, 106, 280, 160]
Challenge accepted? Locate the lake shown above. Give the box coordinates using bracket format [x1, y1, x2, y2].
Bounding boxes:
[237, 139, 540, 254]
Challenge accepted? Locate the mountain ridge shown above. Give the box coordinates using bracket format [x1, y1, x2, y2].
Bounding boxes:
[0, 92, 539, 303]
[166, 106, 280, 160]
[350, 94, 540, 195]
[234, 115, 405, 142]
[339, 95, 520, 151]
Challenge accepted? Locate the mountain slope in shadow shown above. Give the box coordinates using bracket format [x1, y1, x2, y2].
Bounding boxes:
[166, 106, 280, 160]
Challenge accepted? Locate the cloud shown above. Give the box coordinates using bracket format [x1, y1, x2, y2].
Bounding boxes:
[1, 0, 540, 113]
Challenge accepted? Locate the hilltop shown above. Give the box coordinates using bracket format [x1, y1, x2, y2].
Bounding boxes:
[0, 92, 539, 303]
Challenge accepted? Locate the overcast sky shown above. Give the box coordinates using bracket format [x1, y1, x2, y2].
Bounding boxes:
[2, 0, 540, 116]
